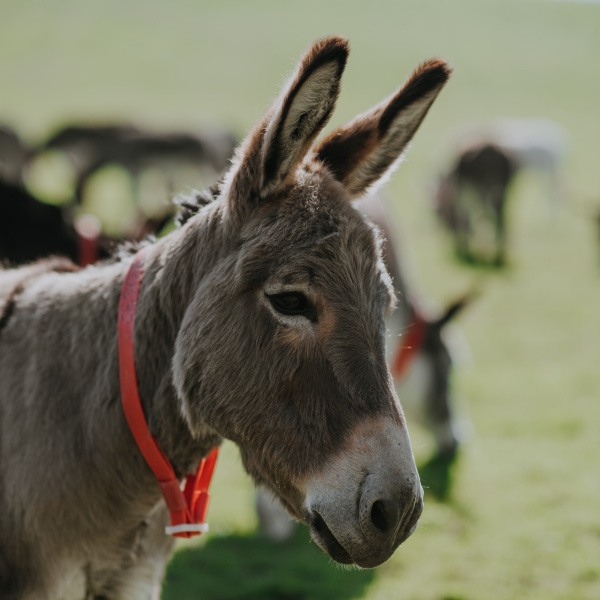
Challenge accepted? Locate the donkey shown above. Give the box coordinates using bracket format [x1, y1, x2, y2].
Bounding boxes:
[73, 128, 236, 187]
[357, 193, 472, 458]
[0, 179, 171, 267]
[0, 37, 450, 598]
[28, 123, 236, 207]
[34, 124, 235, 181]
[451, 118, 567, 210]
[0, 124, 28, 186]
[32, 124, 143, 174]
[0, 179, 80, 265]
[71, 129, 237, 215]
[435, 141, 517, 266]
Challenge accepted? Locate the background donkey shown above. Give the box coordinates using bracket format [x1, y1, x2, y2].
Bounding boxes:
[26, 123, 237, 211]
[435, 141, 517, 266]
[0, 37, 450, 599]
[0, 125, 235, 267]
[0, 180, 80, 264]
[0, 178, 170, 267]
[357, 193, 473, 458]
[450, 118, 568, 210]
[0, 124, 28, 186]
[71, 128, 237, 205]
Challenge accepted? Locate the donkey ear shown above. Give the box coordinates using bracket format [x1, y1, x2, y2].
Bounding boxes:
[260, 37, 349, 195]
[314, 59, 451, 198]
[226, 37, 348, 217]
[434, 289, 478, 329]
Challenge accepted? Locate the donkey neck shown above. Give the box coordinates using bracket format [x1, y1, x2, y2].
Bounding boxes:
[128, 201, 227, 473]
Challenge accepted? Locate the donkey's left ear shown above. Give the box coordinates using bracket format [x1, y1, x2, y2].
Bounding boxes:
[260, 37, 348, 195]
[226, 37, 348, 221]
[314, 59, 451, 198]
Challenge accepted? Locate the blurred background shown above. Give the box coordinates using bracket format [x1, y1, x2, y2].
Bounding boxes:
[2, 1, 599, 598]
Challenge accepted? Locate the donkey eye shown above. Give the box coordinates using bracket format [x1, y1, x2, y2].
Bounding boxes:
[266, 292, 315, 320]
[267, 292, 307, 314]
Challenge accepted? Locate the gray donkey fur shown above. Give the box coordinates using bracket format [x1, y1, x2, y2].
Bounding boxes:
[0, 37, 450, 599]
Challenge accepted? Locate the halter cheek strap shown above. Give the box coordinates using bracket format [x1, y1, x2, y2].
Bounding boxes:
[118, 245, 219, 539]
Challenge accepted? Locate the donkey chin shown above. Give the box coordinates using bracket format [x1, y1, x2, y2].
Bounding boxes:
[301, 418, 424, 569]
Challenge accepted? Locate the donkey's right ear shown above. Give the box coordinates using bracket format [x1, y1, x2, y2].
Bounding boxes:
[314, 59, 451, 198]
[434, 287, 480, 329]
[225, 37, 349, 221]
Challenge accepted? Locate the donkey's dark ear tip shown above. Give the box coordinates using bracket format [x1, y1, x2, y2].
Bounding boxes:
[419, 58, 453, 85]
[317, 35, 350, 54]
[308, 36, 350, 71]
[395, 59, 451, 108]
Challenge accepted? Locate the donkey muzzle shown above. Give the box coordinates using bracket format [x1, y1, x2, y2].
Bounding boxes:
[303, 417, 423, 568]
[306, 476, 423, 568]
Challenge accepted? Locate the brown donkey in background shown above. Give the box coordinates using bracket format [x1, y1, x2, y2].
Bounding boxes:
[435, 142, 517, 266]
[0, 37, 450, 599]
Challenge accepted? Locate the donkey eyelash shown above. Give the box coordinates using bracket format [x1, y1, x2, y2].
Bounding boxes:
[265, 292, 317, 322]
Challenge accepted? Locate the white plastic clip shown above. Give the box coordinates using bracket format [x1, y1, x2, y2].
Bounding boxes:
[165, 523, 210, 536]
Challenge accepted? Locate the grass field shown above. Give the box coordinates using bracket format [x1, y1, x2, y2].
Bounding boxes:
[2, 1, 600, 598]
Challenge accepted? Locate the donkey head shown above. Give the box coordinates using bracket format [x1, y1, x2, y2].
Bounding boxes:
[172, 37, 450, 568]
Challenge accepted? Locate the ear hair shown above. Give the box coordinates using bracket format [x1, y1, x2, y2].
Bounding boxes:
[315, 59, 451, 198]
[224, 36, 349, 222]
[261, 37, 348, 195]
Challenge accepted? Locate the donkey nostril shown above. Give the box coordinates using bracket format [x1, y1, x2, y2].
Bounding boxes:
[370, 500, 389, 532]
[312, 512, 327, 534]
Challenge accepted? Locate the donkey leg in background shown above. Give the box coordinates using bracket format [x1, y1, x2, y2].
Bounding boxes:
[256, 487, 296, 542]
[357, 193, 473, 459]
[494, 192, 507, 267]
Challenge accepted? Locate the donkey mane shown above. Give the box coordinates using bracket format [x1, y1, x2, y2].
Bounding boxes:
[105, 184, 221, 263]
[173, 185, 221, 227]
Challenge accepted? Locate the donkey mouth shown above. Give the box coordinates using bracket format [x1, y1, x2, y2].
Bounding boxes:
[307, 511, 353, 565]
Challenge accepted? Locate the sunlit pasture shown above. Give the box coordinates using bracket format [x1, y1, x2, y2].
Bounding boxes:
[2, 1, 599, 598]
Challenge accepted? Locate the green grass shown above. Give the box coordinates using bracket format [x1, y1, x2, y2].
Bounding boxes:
[162, 527, 375, 600]
[2, 1, 600, 598]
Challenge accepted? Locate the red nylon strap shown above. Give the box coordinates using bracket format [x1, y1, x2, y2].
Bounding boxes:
[118, 246, 218, 538]
[75, 214, 101, 267]
[391, 310, 428, 380]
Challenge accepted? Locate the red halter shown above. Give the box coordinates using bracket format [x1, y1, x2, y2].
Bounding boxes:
[118, 245, 219, 538]
[75, 214, 101, 267]
[391, 309, 428, 380]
